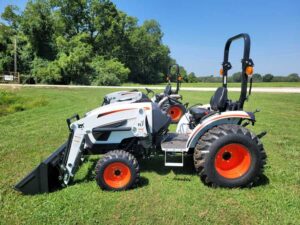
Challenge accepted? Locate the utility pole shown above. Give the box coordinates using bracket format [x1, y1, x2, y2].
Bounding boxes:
[14, 37, 19, 83]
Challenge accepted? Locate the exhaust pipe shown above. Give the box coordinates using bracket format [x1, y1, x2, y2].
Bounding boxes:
[14, 143, 67, 195]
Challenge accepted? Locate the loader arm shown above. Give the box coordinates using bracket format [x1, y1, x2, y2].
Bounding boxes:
[62, 105, 150, 185]
[15, 103, 153, 194]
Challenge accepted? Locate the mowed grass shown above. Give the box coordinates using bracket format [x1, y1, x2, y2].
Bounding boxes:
[123, 82, 300, 88]
[0, 86, 299, 225]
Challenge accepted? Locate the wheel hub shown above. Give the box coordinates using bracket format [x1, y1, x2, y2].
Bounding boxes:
[114, 169, 121, 176]
[215, 143, 251, 179]
[222, 151, 232, 160]
[103, 162, 131, 188]
[167, 105, 183, 122]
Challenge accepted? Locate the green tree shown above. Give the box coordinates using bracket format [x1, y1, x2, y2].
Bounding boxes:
[55, 33, 93, 84]
[127, 20, 170, 83]
[50, 1, 171, 84]
[0, 0, 174, 85]
[252, 73, 262, 82]
[31, 57, 61, 83]
[1, 5, 20, 30]
[263, 74, 274, 82]
[51, 0, 122, 53]
[178, 66, 188, 82]
[187, 72, 198, 83]
[17, 33, 34, 74]
[1, 5, 34, 74]
[21, 0, 56, 60]
[287, 73, 299, 82]
[0, 24, 14, 72]
[231, 72, 242, 82]
[91, 56, 130, 86]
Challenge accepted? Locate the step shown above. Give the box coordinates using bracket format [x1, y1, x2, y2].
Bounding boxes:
[161, 133, 189, 152]
[164, 151, 184, 167]
[165, 162, 184, 167]
[162, 133, 188, 167]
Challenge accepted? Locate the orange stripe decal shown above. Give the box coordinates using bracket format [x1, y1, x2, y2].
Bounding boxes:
[97, 109, 132, 118]
[98, 107, 151, 118]
[187, 114, 250, 146]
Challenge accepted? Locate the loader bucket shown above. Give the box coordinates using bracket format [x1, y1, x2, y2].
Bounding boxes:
[14, 143, 67, 195]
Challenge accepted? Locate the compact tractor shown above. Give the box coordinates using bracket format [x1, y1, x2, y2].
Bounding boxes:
[101, 64, 186, 123]
[147, 64, 186, 123]
[15, 34, 267, 195]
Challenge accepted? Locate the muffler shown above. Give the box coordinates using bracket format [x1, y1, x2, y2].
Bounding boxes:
[14, 143, 67, 195]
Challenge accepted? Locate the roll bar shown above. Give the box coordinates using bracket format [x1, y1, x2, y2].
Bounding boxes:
[222, 33, 254, 109]
[168, 64, 181, 94]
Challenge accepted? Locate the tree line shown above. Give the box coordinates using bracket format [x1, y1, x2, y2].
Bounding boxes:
[1, 0, 298, 85]
[186, 72, 300, 83]
[0, 0, 182, 85]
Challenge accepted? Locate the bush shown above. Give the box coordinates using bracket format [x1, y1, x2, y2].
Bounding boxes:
[231, 72, 242, 82]
[252, 73, 262, 82]
[287, 73, 299, 82]
[92, 73, 121, 86]
[197, 75, 222, 83]
[263, 74, 274, 82]
[31, 58, 61, 83]
[91, 56, 130, 86]
[187, 72, 198, 83]
[56, 34, 93, 85]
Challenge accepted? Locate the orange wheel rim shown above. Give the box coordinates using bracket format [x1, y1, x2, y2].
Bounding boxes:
[214, 144, 251, 179]
[167, 105, 183, 122]
[103, 162, 131, 188]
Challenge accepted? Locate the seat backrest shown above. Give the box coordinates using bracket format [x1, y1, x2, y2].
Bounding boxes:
[210, 87, 228, 111]
[164, 84, 172, 95]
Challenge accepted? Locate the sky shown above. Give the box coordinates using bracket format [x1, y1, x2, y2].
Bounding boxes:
[1, 0, 300, 76]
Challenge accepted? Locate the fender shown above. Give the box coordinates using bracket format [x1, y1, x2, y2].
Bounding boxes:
[186, 111, 255, 149]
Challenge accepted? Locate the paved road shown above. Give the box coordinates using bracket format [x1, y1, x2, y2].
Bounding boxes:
[1, 83, 300, 93]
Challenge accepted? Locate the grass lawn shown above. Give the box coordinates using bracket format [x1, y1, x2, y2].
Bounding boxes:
[0, 86, 299, 225]
[123, 82, 300, 88]
[0, 90, 47, 116]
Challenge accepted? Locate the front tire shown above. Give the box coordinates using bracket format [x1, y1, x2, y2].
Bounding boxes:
[194, 124, 266, 188]
[95, 150, 140, 191]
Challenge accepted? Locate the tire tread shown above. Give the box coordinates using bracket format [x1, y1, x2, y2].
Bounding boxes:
[95, 150, 140, 190]
[193, 124, 267, 188]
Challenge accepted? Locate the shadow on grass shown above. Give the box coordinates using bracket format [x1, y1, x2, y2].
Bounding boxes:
[253, 174, 270, 187]
[136, 177, 149, 189]
[72, 158, 98, 184]
[72, 157, 149, 189]
[139, 154, 196, 178]
[71, 155, 269, 189]
[139, 154, 270, 188]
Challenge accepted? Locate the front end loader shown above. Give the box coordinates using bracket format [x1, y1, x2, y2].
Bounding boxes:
[15, 33, 267, 195]
[14, 143, 67, 194]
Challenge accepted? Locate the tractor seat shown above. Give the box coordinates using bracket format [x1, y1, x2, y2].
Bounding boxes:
[189, 107, 211, 120]
[210, 87, 228, 112]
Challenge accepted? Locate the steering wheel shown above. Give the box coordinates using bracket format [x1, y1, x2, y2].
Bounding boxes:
[145, 88, 154, 97]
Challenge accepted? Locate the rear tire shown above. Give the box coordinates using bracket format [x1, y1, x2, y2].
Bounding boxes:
[194, 124, 266, 188]
[95, 150, 140, 191]
[162, 102, 185, 123]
